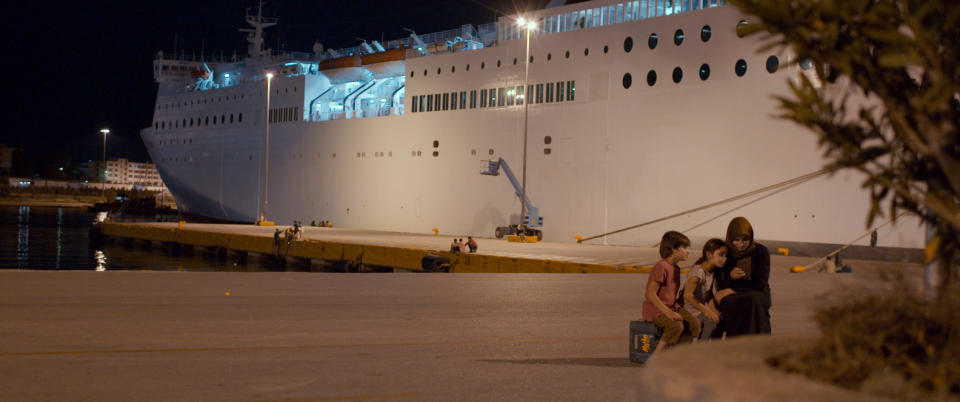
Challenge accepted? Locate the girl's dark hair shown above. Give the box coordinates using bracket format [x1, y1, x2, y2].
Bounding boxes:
[695, 238, 727, 265]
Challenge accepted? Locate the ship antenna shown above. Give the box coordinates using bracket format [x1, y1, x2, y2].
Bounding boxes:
[239, 1, 277, 59]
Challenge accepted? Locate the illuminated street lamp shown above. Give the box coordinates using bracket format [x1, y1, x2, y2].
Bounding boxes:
[100, 128, 110, 199]
[517, 17, 537, 235]
[261, 72, 274, 224]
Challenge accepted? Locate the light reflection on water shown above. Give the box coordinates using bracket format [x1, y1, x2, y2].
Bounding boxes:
[0, 205, 274, 272]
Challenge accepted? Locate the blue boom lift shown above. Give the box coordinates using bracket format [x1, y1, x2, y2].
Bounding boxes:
[480, 158, 544, 240]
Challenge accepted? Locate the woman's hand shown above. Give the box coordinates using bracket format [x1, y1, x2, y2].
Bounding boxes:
[704, 310, 720, 323]
[715, 288, 736, 302]
[731, 267, 746, 279]
[667, 310, 683, 321]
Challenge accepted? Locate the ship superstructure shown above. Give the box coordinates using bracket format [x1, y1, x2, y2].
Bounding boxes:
[142, 1, 925, 248]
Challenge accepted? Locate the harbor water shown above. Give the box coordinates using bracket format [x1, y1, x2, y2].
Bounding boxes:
[0, 205, 271, 271]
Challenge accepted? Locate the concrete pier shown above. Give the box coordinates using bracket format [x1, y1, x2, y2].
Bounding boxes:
[100, 222, 663, 273]
[0, 258, 923, 401]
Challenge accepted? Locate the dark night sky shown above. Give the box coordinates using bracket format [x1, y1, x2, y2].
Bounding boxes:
[3, 0, 556, 167]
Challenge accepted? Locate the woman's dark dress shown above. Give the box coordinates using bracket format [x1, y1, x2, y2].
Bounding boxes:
[716, 243, 772, 336]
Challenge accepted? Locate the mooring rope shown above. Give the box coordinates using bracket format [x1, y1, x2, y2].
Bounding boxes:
[579, 168, 831, 243]
[803, 211, 908, 272]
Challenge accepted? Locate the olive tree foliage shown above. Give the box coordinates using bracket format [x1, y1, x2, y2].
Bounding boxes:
[729, 0, 960, 281]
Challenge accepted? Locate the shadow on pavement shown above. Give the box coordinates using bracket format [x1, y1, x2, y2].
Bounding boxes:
[478, 357, 641, 368]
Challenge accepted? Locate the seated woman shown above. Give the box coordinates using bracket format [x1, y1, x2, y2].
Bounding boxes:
[683, 238, 726, 340]
[715, 217, 772, 336]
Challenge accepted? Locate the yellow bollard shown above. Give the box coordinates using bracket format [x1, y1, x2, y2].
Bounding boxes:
[178, 221, 185, 229]
[777, 247, 789, 256]
[225, 291, 231, 296]
[790, 265, 805, 273]
[432, 228, 439, 236]
[575, 235, 583, 243]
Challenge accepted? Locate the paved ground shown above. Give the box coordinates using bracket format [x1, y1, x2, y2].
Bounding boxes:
[0, 258, 922, 401]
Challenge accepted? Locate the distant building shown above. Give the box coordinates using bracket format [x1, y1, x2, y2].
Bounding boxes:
[89, 158, 166, 192]
[0, 144, 16, 173]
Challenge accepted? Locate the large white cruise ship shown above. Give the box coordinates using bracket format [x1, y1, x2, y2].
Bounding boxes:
[143, 0, 924, 248]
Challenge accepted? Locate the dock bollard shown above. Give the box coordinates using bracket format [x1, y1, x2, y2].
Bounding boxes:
[432, 228, 439, 235]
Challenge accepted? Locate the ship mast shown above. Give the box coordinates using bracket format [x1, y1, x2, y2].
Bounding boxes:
[240, 2, 277, 59]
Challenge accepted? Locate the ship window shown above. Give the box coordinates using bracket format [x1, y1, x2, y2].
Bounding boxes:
[674, 29, 684, 46]
[546, 83, 553, 103]
[673, 67, 683, 83]
[514, 57, 518, 65]
[466, 64, 470, 71]
[489, 149, 494, 155]
[411, 95, 418, 112]
[182, 119, 186, 127]
[516, 86, 525, 105]
[470, 90, 477, 108]
[565, 50, 570, 58]
[471, 149, 477, 156]
[736, 20, 749, 37]
[701, 25, 712, 42]
[556, 82, 564, 101]
[433, 140, 439, 148]
[547, 53, 552, 61]
[766, 55, 779, 73]
[603, 45, 609, 54]
[624, 36, 634, 53]
[648, 33, 658, 49]
[497, 60, 501, 67]
[735, 59, 747, 77]
[699, 64, 711, 80]
[647, 70, 657, 86]
[488, 88, 496, 106]
[480, 89, 488, 107]
[239, 113, 243, 122]
[423, 69, 427, 76]
[544, 136, 552, 144]
[230, 114, 234, 123]
[536, 83, 544, 103]
[190, 118, 194, 127]
[221, 114, 226, 123]
[419, 95, 425, 112]
[529, 55, 534, 63]
[544, 148, 551, 155]
[583, 48, 589, 56]
[451, 65, 455, 73]
[427, 95, 434, 111]
[567, 80, 575, 101]
[443, 93, 449, 110]
[332, 153, 336, 158]
[507, 87, 515, 106]
[437, 67, 441, 75]
[623, 73, 633, 89]
[154, 122, 158, 130]
[434, 94, 441, 111]
[481, 62, 485, 69]
[460, 92, 466, 108]
[498, 88, 505, 107]
[205, 116, 209, 125]
[417, 151, 421, 156]
[410, 71, 415, 78]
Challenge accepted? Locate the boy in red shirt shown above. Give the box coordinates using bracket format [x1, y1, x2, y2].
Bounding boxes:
[643, 231, 701, 355]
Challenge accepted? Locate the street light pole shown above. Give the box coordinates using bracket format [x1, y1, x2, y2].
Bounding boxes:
[262, 73, 274, 223]
[518, 18, 536, 235]
[100, 128, 110, 200]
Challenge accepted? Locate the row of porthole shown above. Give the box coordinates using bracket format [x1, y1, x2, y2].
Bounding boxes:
[155, 113, 244, 131]
[413, 46, 612, 77]
[159, 93, 252, 111]
[157, 85, 296, 111]
[413, 21, 754, 78]
[621, 55, 781, 88]
[624, 24, 713, 53]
